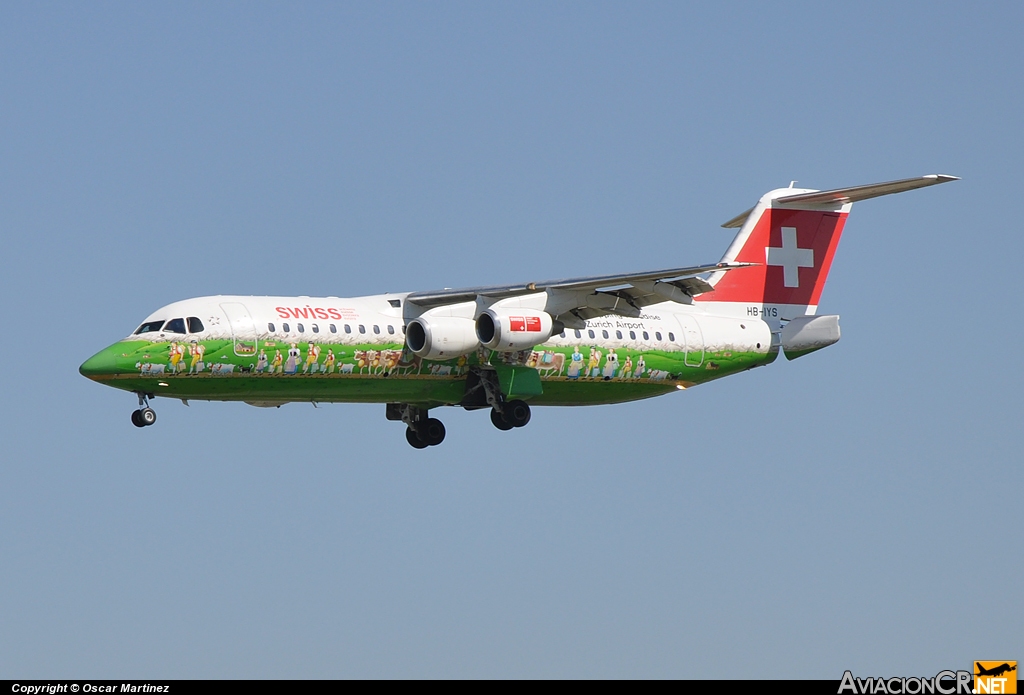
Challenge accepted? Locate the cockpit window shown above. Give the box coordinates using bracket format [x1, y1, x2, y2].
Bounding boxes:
[163, 318, 187, 334]
[187, 317, 205, 333]
[135, 320, 165, 335]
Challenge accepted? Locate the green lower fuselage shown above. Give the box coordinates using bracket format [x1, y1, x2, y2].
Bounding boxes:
[81, 337, 773, 408]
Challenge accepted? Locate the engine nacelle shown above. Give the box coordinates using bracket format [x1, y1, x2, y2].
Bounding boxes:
[476, 308, 556, 352]
[406, 316, 480, 360]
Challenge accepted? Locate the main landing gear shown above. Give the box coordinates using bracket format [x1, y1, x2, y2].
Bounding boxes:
[472, 368, 531, 432]
[405, 418, 446, 449]
[387, 367, 535, 447]
[462, 367, 532, 433]
[131, 393, 157, 428]
[387, 403, 446, 449]
[490, 399, 531, 431]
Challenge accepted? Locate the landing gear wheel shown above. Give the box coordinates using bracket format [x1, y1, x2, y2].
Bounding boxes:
[140, 408, 157, 426]
[505, 400, 531, 428]
[131, 409, 145, 428]
[422, 418, 446, 446]
[490, 408, 514, 431]
[406, 427, 429, 449]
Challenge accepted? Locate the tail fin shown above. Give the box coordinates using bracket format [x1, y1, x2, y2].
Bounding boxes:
[698, 175, 957, 317]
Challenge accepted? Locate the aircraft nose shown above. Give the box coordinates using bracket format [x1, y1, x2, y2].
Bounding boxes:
[79, 347, 118, 380]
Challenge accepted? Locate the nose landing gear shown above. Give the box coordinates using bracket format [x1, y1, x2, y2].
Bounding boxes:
[131, 393, 157, 428]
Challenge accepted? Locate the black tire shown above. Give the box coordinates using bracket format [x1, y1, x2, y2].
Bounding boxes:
[490, 408, 514, 431]
[505, 400, 531, 428]
[423, 418, 446, 446]
[131, 409, 145, 428]
[406, 427, 429, 449]
[140, 408, 157, 426]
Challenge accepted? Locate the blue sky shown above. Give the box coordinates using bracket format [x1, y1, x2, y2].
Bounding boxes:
[1, 1, 1020, 678]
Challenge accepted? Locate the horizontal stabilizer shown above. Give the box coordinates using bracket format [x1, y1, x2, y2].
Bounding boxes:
[773, 174, 959, 206]
[721, 207, 755, 229]
[721, 174, 959, 227]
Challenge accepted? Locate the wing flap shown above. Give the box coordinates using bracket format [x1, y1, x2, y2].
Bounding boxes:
[670, 276, 715, 296]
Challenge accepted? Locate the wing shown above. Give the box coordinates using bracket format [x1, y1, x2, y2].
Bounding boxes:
[405, 261, 753, 324]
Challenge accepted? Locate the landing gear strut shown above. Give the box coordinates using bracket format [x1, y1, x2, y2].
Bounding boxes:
[131, 393, 157, 428]
[387, 403, 446, 449]
[464, 368, 533, 432]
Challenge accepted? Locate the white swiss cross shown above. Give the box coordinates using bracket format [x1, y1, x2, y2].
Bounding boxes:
[766, 226, 814, 288]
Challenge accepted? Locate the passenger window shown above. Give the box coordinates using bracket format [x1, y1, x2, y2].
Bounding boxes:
[312, 324, 319, 333]
[163, 318, 186, 334]
[629, 330, 636, 340]
[402, 325, 406, 333]
[616, 330, 622, 340]
[344, 324, 351, 334]
[602, 330, 609, 339]
[268, 323, 276, 333]
[560, 331, 566, 339]
[373, 325, 380, 334]
[574, 330, 581, 339]
[187, 317, 205, 333]
[297, 323, 305, 333]
[283, 323, 290, 333]
[643, 331, 649, 340]
[588, 330, 595, 339]
[136, 320, 165, 335]
[656, 332, 662, 341]
[387, 325, 395, 335]
[330, 324, 337, 334]
[668, 332, 675, 342]
[359, 325, 366, 334]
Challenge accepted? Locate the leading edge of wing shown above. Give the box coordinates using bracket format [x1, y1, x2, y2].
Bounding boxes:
[405, 262, 754, 307]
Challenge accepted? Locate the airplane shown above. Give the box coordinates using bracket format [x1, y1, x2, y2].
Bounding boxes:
[976, 663, 1016, 678]
[80, 174, 958, 448]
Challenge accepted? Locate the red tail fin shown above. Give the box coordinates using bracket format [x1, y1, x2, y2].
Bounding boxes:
[702, 205, 848, 307]
[699, 176, 958, 313]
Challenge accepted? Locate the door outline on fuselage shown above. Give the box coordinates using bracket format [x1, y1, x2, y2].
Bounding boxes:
[676, 314, 704, 368]
[220, 302, 259, 358]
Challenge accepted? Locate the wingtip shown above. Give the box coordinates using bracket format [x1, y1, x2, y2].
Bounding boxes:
[926, 174, 961, 182]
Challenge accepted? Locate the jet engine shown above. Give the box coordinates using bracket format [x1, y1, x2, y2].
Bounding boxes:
[476, 308, 559, 352]
[405, 316, 480, 360]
